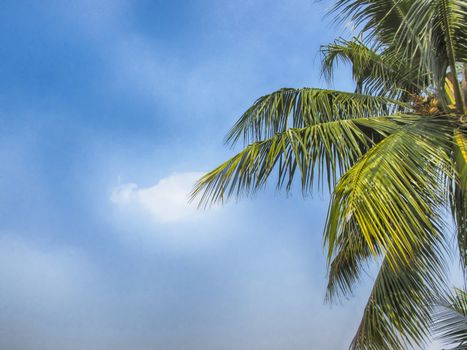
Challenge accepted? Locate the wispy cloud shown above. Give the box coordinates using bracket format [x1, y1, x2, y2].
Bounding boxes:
[0, 236, 96, 309]
[110, 172, 205, 223]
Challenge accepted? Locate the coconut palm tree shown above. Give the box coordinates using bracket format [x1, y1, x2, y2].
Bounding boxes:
[191, 0, 467, 348]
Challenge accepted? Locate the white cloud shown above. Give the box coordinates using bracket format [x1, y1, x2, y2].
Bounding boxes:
[110, 172, 205, 223]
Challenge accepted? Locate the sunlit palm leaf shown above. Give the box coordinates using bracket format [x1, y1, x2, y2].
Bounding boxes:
[325, 116, 453, 267]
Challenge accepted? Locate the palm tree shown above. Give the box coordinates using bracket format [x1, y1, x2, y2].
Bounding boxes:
[191, 0, 467, 348]
[432, 288, 467, 349]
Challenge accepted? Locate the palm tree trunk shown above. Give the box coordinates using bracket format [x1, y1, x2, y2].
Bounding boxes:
[462, 63, 467, 111]
[441, 0, 465, 114]
[355, 80, 363, 94]
[447, 57, 465, 114]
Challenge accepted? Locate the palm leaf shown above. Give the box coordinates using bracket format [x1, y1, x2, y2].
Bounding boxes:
[350, 240, 447, 350]
[451, 129, 467, 268]
[192, 115, 412, 207]
[321, 37, 426, 96]
[225, 88, 406, 146]
[396, 0, 467, 112]
[329, 0, 414, 46]
[325, 221, 376, 301]
[432, 288, 467, 349]
[325, 116, 453, 267]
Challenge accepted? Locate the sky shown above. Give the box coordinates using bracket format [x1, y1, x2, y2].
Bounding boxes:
[0, 1, 462, 349]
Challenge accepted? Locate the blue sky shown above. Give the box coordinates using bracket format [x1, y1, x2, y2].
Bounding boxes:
[0, 1, 461, 349]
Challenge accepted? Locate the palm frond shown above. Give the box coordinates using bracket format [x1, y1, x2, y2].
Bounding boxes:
[325, 116, 453, 267]
[401, 0, 467, 65]
[329, 0, 414, 46]
[225, 88, 407, 146]
[330, 0, 467, 113]
[396, 0, 467, 112]
[432, 288, 467, 350]
[350, 240, 447, 350]
[192, 115, 412, 207]
[321, 37, 425, 96]
[451, 129, 467, 268]
[325, 221, 376, 301]
[321, 37, 381, 87]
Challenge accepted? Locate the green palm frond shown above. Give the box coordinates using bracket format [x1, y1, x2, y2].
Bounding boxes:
[325, 116, 453, 267]
[321, 38, 381, 87]
[321, 37, 425, 96]
[400, 0, 467, 65]
[192, 115, 411, 208]
[330, 0, 414, 46]
[325, 222, 376, 301]
[432, 288, 467, 350]
[225, 88, 406, 146]
[331, 0, 467, 113]
[395, 0, 467, 112]
[452, 129, 467, 268]
[350, 241, 447, 350]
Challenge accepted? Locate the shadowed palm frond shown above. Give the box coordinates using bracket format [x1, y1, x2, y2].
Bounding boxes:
[325, 221, 376, 301]
[329, 0, 414, 46]
[321, 37, 426, 96]
[331, 0, 467, 113]
[350, 240, 447, 350]
[432, 288, 467, 350]
[321, 38, 383, 87]
[395, 0, 467, 112]
[451, 129, 467, 268]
